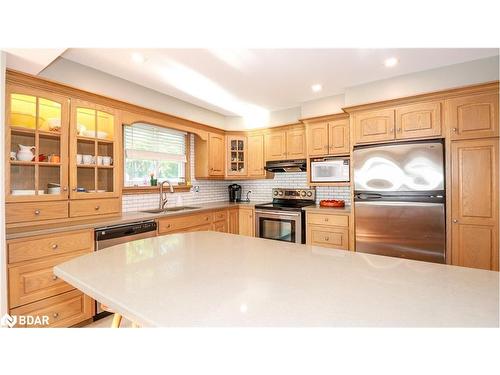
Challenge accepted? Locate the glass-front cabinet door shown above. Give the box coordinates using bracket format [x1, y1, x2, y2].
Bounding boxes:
[69, 99, 120, 199]
[6, 84, 69, 202]
[226, 135, 247, 176]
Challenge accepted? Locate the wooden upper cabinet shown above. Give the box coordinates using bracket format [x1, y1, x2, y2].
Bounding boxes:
[208, 132, 225, 176]
[451, 138, 498, 271]
[395, 101, 442, 139]
[447, 92, 499, 140]
[328, 119, 350, 155]
[265, 130, 286, 161]
[307, 123, 329, 156]
[6, 84, 70, 203]
[451, 138, 498, 226]
[353, 109, 395, 144]
[286, 128, 306, 159]
[69, 99, 121, 200]
[226, 135, 247, 176]
[247, 133, 265, 177]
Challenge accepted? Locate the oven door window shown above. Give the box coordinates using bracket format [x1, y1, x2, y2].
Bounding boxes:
[259, 217, 296, 243]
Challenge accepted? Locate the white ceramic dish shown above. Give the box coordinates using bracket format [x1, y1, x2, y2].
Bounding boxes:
[97, 131, 108, 139]
[48, 187, 61, 194]
[11, 190, 45, 196]
[88, 189, 106, 193]
[82, 130, 95, 137]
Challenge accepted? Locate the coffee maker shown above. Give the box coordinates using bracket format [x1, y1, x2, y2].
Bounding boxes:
[228, 184, 242, 202]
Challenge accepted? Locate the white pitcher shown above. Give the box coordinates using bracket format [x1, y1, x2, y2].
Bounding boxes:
[16, 144, 36, 161]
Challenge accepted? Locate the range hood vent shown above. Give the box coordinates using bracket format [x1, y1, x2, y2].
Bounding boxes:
[264, 159, 307, 173]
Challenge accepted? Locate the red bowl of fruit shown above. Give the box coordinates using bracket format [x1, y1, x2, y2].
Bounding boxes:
[319, 199, 345, 208]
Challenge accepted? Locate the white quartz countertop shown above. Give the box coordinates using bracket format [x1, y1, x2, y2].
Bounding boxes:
[54, 232, 499, 327]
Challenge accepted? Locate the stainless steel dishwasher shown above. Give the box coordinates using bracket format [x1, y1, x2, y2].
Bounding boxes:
[94, 220, 157, 319]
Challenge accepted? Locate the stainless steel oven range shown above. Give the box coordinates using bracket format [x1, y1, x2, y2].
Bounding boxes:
[254, 188, 316, 244]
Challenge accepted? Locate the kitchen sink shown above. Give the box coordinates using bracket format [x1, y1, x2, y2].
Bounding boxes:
[140, 206, 200, 214]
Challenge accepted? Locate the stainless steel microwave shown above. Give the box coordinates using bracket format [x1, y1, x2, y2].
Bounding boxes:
[310, 157, 350, 183]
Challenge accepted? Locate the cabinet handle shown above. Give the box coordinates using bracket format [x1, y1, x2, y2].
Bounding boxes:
[62, 187, 68, 191]
[389, 128, 394, 133]
[453, 219, 458, 223]
[52, 244, 58, 250]
[325, 237, 329, 241]
[34, 209, 41, 215]
[53, 312, 59, 318]
[324, 218, 329, 222]
[452, 128, 457, 132]
[95, 205, 100, 210]
[52, 275, 58, 281]
[166, 224, 171, 228]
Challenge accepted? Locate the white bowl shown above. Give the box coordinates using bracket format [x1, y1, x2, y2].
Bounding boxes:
[48, 187, 61, 194]
[82, 130, 96, 137]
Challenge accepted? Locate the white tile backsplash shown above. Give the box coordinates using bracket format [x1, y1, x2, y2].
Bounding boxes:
[122, 135, 351, 212]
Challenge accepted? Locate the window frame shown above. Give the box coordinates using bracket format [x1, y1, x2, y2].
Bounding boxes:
[122, 123, 192, 194]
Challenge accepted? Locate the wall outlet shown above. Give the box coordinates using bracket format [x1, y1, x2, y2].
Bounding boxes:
[194, 185, 200, 193]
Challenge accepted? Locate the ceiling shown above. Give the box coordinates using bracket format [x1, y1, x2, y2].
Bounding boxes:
[6, 48, 499, 117]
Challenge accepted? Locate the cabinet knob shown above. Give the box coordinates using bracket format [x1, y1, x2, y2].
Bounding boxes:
[325, 237, 329, 241]
[95, 205, 100, 210]
[52, 244, 58, 250]
[53, 312, 59, 318]
[62, 187, 68, 191]
[34, 209, 41, 215]
[389, 128, 394, 133]
[52, 275, 58, 281]
[453, 219, 458, 223]
[324, 218, 329, 222]
[452, 128, 457, 132]
[166, 224, 171, 228]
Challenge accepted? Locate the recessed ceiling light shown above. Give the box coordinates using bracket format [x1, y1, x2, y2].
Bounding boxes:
[311, 84, 322, 92]
[131, 52, 145, 64]
[384, 57, 399, 67]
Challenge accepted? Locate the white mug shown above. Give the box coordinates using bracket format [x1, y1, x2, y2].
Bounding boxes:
[10, 151, 17, 161]
[97, 156, 104, 165]
[82, 154, 92, 164]
[102, 156, 112, 166]
[76, 154, 83, 164]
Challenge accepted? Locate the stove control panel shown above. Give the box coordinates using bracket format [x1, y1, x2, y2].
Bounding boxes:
[272, 188, 316, 201]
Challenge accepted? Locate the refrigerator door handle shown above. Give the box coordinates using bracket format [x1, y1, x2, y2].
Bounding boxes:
[355, 193, 383, 200]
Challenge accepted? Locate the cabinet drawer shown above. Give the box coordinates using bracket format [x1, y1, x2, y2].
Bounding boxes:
[69, 198, 120, 217]
[8, 250, 90, 308]
[180, 223, 213, 233]
[6, 201, 68, 224]
[8, 229, 94, 264]
[307, 213, 348, 227]
[308, 225, 349, 250]
[10, 289, 94, 328]
[212, 220, 228, 233]
[158, 212, 213, 234]
[213, 210, 228, 222]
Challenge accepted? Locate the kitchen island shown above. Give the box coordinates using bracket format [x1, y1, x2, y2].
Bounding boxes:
[54, 232, 499, 327]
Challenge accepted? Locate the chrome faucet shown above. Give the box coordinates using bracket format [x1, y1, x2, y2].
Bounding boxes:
[159, 180, 174, 209]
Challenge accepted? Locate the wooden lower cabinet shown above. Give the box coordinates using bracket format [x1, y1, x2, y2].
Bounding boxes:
[451, 224, 498, 271]
[158, 212, 212, 234]
[451, 138, 499, 270]
[307, 225, 349, 250]
[238, 207, 255, 237]
[212, 220, 228, 233]
[7, 229, 95, 328]
[306, 211, 350, 250]
[8, 250, 90, 308]
[10, 290, 94, 328]
[69, 198, 121, 218]
[228, 208, 239, 234]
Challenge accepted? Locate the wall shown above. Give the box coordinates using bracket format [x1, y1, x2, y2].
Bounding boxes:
[0, 51, 7, 316]
[300, 93, 345, 119]
[344, 55, 500, 107]
[122, 135, 351, 212]
[39, 58, 226, 128]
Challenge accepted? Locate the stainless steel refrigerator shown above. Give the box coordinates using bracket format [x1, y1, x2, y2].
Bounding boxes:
[353, 140, 445, 263]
